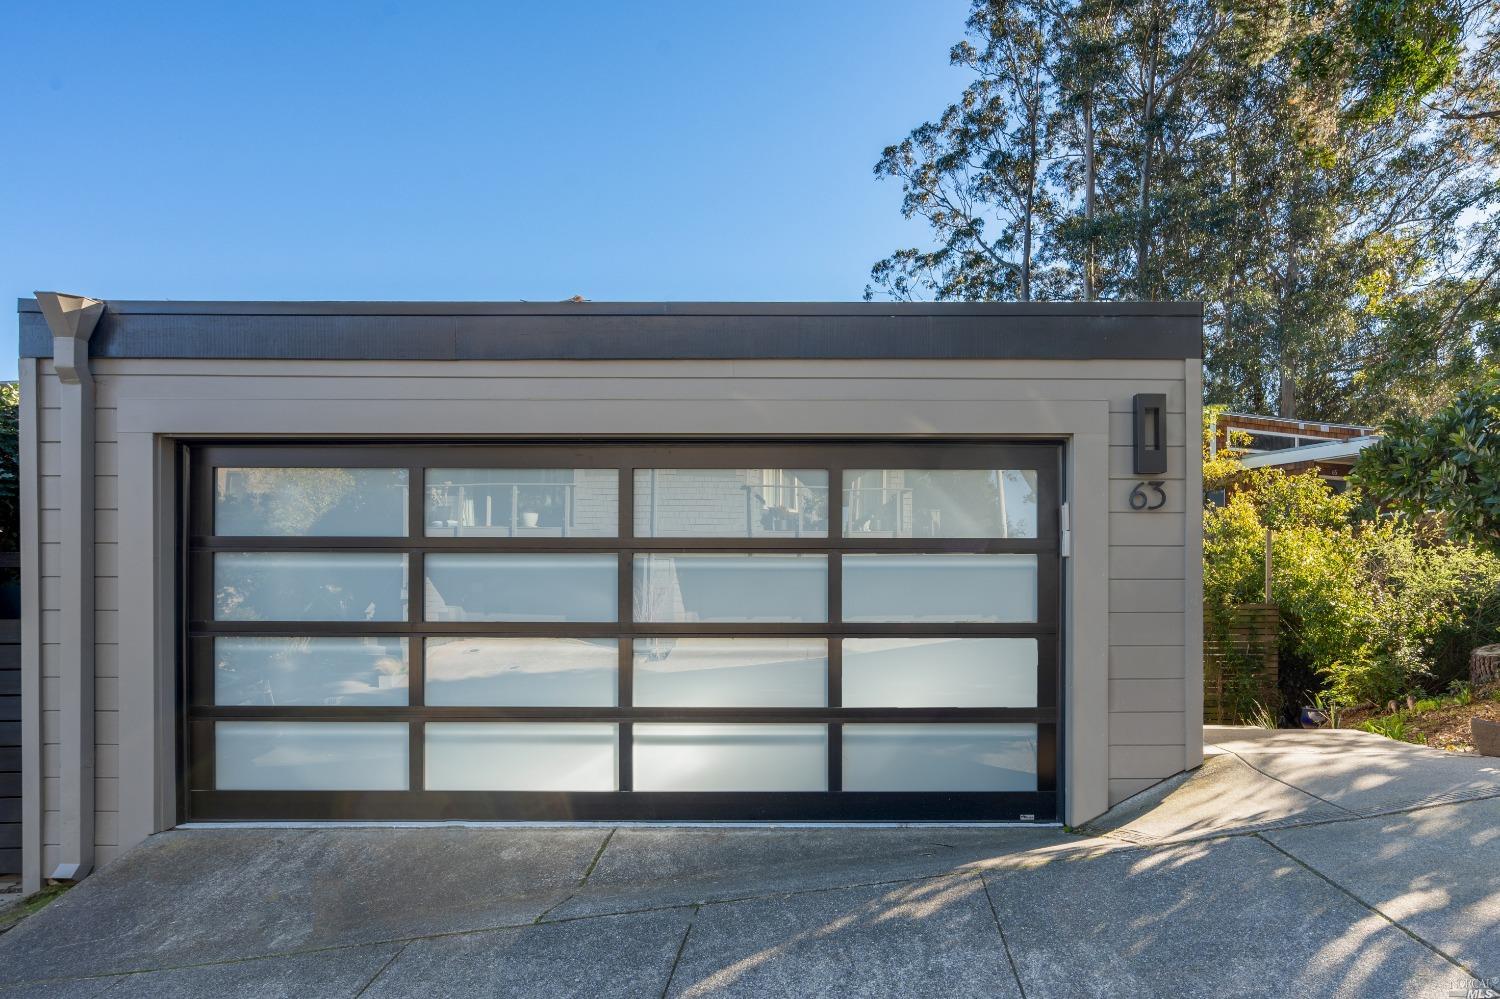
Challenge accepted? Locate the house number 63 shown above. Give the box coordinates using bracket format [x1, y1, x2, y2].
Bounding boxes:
[1130, 481, 1167, 510]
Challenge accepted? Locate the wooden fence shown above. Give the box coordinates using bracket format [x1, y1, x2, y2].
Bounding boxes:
[1204, 603, 1280, 724]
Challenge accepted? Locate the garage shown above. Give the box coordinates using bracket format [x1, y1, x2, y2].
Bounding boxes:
[16, 296, 1201, 886]
[188, 442, 1060, 821]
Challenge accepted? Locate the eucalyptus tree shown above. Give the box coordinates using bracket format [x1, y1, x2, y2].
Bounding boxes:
[868, 0, 1060, 301]
[870, 0, 1497, 424]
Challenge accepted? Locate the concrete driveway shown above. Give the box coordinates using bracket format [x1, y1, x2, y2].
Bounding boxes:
[0, 727, 1496, 998]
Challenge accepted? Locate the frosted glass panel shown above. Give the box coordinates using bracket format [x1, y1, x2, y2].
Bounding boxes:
[843, 469, 1037, 539]
[634, 469, 829, 537]
[215, 637, 408, 706]
[842, 638, 1037, 708]
[426, 638, 617, 706]
[215, 722, 408, 790]
[425, 723, 617, 791]
[634, 638, 826, 707]
[425, 554, 616, 622]
[214, 553, 408, 621]
[633, 554, 827, 622]
[633, 724, 827, 791]
[426, 469, 618, 538]
[842, 724, 1037, 791]
[214, 468, 408, 537]
[842, 554, 1036, 622]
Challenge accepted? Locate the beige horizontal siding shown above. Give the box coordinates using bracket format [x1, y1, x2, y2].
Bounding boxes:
[1108, 580, 1186, 613]
[1110, 646, 1187, 679]
[1109, 777, 1161, 805]
[1111, 746, 1187, 779]
[94, 645, 119, 679]
[1110, 679, 1187, 713]
[1110, 546, 1185, 580]
[1107, 513, 1185, 547]
[1109, 713, 1189, 745]
[1109, 612, 1185, 646]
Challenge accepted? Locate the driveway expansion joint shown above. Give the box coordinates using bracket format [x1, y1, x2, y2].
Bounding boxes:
[578, 826, 618, 887]
[1209, 743, 1361, 816]
[351, 943, 408, 999]
[977, 869, 1029, 999]
[1251, 832, 1477, 978]
[1094, 786, 1500, 849]
[659, 904, 700, 999]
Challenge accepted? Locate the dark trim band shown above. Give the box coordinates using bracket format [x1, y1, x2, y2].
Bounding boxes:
[20, 299, 1204, 361]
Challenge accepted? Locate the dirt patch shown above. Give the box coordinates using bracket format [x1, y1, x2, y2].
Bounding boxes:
[1340, 697, 1500, 753]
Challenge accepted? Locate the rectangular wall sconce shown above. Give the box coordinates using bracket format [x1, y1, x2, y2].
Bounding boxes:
[1133, 393, 1167, 475]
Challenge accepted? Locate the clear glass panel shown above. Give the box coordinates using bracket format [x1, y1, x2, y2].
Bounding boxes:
[633, 554, 827, 623]
[213, 553, 408, 622]
[633, 724, 827, 791]
[214, 637, 409, 706]
[842, 554, 1036, 623]
[215, 722, 408, 790]
[426, 638, 617, 706]
[426, 469, 618, 537]
[633, 638, 826, 707]
[841, 638, 1038, 708]
[842, 469, 1037, 539]
[214, 468, 409, 537]
[425, 554, 617, 622]
[425, 723, 617, 791]
[634, 469, 829, 537]
[842, 724, 1038, 791]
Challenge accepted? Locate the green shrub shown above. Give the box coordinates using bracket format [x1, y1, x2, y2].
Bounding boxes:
[1359, 713, 1420, 743]
[1354, 369, 1500, 550]
[1203, 466, 1500, 706]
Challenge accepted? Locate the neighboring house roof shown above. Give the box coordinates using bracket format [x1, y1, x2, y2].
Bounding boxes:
[1238, 435, 1381, 469]
[1218, 411, 1377, 439]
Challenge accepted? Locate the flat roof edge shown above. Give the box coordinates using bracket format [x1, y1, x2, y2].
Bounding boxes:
[17, 298, 1205, 318]
[18, 300, 1203, 361]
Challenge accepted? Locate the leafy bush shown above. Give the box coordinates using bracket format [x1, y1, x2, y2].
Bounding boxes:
[1354, 369, 1500, 550]
[1203, 459, 1500, 707]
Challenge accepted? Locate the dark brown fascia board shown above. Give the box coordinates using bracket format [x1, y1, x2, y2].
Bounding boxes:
[18, 299, 1203, 317]
[18, 298, 1204, 361]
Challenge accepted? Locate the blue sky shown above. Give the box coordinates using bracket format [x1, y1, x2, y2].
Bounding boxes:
[0, 1, 972, 380]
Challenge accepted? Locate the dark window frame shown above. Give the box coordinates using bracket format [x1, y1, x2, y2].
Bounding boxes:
[181, 440, 1063, 822]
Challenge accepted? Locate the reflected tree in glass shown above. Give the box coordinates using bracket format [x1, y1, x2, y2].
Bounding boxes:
[843, 469, 1037, 538]
[215, 468, 408, 537]
[214, 553, 409, 622]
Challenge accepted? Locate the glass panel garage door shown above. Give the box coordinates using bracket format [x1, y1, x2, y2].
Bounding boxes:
[183, 443, 1060, 821]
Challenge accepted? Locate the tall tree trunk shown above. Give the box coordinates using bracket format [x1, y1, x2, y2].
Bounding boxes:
[1135, 15, 1161, 298]
[1277, 176, 1301, 418]
[1021, 108, 1037, 302]
[1083, 96, 1097, 300]
[1020, 211, 1033, 302]
[1225, 132, 1238, 395]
